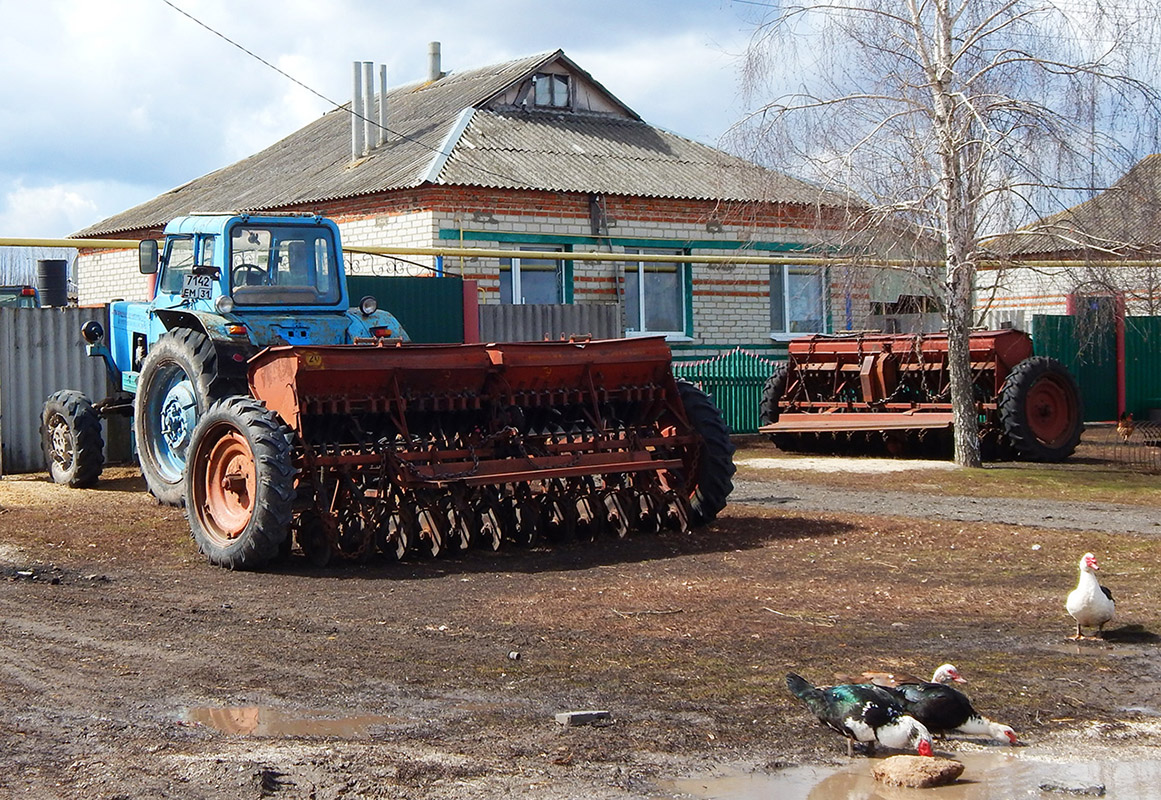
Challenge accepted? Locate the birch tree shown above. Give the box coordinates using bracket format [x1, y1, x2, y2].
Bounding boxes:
[735, 0, 1161, 466]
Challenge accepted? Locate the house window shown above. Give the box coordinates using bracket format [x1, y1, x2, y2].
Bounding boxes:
[770, 264, 826, 334]
[624, 248, 688, 337]
[500, 246, 565, 304]
[534, 73, 570, 108]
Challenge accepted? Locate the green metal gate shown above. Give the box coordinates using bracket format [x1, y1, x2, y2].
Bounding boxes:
[1033, 314, 1161, 422]
[1126, 317, 1161, 418]
[673, 348, 781, 434]
[347, 275, 465, 344]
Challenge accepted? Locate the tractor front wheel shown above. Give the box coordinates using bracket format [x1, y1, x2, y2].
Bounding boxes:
[41, 390, 104, 488]
[185, 397, 294, 569]
[998, 356, 1083, 462]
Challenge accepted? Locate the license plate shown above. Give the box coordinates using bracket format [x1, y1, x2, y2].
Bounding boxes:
[181, 274, 213, 300]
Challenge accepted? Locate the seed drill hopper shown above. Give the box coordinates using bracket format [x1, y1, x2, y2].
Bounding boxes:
[758, 329, 1083, 460]
[188, 335, 735, 568]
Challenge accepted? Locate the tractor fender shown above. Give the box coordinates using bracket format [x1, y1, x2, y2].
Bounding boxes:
[153, 308, 257, 383]
[343, 308, 410, 342]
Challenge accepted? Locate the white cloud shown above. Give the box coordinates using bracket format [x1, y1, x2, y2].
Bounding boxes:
[0, 181, 161, 239]
[0, 0, 759, 234]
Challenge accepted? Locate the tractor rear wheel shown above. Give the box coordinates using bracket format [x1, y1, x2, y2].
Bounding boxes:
[184, 396, 294, 569]
[41, 390, 104, 488]
[998, 356, 1083, 462]
[135, 329, 228, 506]
[677, 380, 736, 526]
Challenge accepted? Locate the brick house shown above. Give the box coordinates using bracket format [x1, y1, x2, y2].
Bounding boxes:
[73, 49, 874, 356]
[980, 153, 1161, 330]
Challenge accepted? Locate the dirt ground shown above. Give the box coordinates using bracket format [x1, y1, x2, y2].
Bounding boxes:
[2, 434, 1160, 799]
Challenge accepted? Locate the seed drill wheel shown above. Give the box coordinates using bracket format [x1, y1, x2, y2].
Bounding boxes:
[676, 380, 736, 526]
[757, 362, 802, 452]
[135, 329, 225, 506]
[998, 356, 1084, 462]
[758, 362, 789, 428]
[184, 396, 294, 570]
[41, 390, 105, 488]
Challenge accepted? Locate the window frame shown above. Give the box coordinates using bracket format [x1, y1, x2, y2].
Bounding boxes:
[533, 72, 571, 109]
[499, 245, 570, 305]
[622, 247, 692, 341]
[769, 263, 828, 339]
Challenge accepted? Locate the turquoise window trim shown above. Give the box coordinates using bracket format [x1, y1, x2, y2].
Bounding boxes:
[564, 251, 574, 303]
[437, 228, 843, 254]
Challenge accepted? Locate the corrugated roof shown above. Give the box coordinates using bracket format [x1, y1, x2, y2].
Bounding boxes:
[986, 154, 1161, 257]
[74, 49, 850, 238]
[441, 110, 842, 204]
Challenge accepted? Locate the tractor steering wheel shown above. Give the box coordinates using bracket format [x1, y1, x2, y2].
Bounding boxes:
[232, 263, 266, 287]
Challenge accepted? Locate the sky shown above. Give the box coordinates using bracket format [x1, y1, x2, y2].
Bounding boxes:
[0, 0, 766, 239]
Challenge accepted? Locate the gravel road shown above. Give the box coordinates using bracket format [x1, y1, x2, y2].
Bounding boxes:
[731, 477, 1161, 535]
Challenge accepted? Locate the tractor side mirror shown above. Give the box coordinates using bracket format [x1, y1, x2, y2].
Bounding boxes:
[139, 239, 159, 274]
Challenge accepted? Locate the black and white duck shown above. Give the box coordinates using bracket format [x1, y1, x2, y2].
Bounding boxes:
[884, 681, 1017, 744]
[786, 673, 934, 757]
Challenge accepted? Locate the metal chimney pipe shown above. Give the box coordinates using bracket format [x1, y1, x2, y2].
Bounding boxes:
[363, 61, 375, 153]
[378, 64, 388, 147]
[428, 41, 442, 82]
[351, 61, 365, 160]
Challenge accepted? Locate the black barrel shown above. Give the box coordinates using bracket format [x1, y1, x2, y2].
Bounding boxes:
[36, 259, 68, 307]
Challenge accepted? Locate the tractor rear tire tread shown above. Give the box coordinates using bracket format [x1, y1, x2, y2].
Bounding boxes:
[677, 380, 736, 526]
[41, 390, 105, 488]
[185, 396, 295, 570]
[134, 328, 223, 506]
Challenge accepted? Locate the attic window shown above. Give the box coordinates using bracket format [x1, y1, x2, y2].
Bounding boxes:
[534, 73, 570, 108]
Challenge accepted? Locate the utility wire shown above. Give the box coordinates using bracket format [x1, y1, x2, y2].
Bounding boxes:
[158, 0, 541, 190]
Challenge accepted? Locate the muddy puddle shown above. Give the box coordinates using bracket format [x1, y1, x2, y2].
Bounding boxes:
[660, 749, 1161, 799]
[183, 706, 401, 737]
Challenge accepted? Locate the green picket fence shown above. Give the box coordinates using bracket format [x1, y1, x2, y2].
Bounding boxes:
[673, 348, 783, 434]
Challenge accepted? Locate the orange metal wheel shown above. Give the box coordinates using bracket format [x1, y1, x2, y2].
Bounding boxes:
[184, 396, 294, 570]
[196, 428, 257, 545]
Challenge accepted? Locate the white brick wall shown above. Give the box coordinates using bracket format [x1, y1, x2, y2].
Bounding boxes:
[77, 248, 149, 307]
[73, 203, 869, 349]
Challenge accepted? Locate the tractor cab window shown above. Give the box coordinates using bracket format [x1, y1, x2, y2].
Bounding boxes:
[229, 225, 341, 305]
[157, 237, 195, 295]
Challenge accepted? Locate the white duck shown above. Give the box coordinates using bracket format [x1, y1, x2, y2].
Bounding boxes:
[1066, 552, 1115, 640]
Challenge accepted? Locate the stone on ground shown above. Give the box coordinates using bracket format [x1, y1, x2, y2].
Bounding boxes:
[872, 755, 964, 788]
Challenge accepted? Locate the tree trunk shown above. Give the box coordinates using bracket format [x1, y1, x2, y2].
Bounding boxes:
[945, 260, 982, 467]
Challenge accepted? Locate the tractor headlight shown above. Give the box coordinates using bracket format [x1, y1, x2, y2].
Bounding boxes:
[215, 295, 236, 315]
[80, 320, 105, 344]
[359, 295, 378, 316]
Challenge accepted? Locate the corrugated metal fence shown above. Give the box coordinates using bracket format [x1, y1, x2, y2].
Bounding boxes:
[479, 303, 620, 342]
[673, 348, 782, 434]
[1033, 314, 1161, 422]
[0, 307, 119, 474]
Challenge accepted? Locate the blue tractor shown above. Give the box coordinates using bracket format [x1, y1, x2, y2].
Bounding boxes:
[41, 212, 406, 505]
